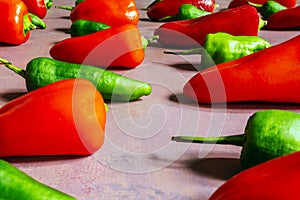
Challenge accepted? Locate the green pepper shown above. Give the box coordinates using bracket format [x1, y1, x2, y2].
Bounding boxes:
[29, 13, 46, 29]
[172, 109, 300, 169]
[201, 32, 271, 67]
[70, 20, 111, 37]
[0, 57, 152, 101]
[0, 159, 75, 199]
[165, 32, 271, 68]
[159, 4, 211, 21]
[260, 0, 287, 19]
[68, 19, 158, 49]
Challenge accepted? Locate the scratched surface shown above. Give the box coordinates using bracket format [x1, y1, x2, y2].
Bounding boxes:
[1, 0, 300, 199]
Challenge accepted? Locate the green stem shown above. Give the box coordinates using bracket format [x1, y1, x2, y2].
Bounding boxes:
[164, 48, 203, 55]
[141, 35, 159, 49]
[171, 134, 244, 146]
[248, 1, 263, 8]
[45, 0, 53, 9]
[159, 15, 174, 21]
[259, 17, 267, 30]
[23, 14, 36, 35]
[29, 13, 46, 29]
[0, 58, 26, 78]
[55, 5, 74, 11]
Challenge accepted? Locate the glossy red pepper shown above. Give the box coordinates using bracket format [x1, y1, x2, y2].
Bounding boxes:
[0, 0, 35, 45]
[0, 78, 106, 157]
[265, 6, 300, 29]
[209, 151, 300, 200]
[228, 0, 297, 8]
[49, 24, 144, 68]
[22, 0, 52, 19]
[154, 5, 260, 48]
[147, 0, 215, 21]
[70, 0, 139, 26]
[183, 34, 300, 104]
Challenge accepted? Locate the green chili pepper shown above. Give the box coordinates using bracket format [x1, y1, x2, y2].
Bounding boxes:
[201, 32, 271, 67]
[0, 57, 152, 101]
[0, 159, 75, 200]
[172, 109, 300, 169]
[159, 4, 211, 21]
[165, 32, 270, 68]
[29, 13, 46, 29]
[69, 19, 158, 49]
[260, 0, 287, 19]
[70, 20, 111, 37]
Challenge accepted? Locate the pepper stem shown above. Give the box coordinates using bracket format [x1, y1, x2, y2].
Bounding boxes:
[171, 134, 244, 146]
[164, 48, 204, 55]
[55, 5, 74, 11]
[45, 0, 53, 9]
[23, 14, 36, 35]
[247, 1, 263, 8]
[0, 58, 26, 78]
[259, 17, 267, 30]
[29, 13, 46, 29]
[141, 35, 159, 49]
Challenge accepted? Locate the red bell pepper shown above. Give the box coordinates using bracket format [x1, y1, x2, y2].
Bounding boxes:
[228, 0, 297, 8]
[22, 0, 52, 19]
[49, 24, 144, 68]
[147, 0, 215, 21]
[154, 5, 260, 48]
[265, 6, 300, 29]
[183, 34, 300, 104]
[70, 0, 139, 26]
[0, 78, 106, 157]
[209, 151, 300, 200]
[0, 0, 35, 45]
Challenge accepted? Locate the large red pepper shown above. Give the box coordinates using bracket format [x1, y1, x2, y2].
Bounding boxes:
[22, 0, 52, 19]
[154, 5, 260, 48]
[49, 24, 144, 68]
[209, 151, 300, 199]
[265, 6, 300, 29]
[183, 34, 300, 103]
[70, 0, 139, 26]
[147, 0, 215, 21]
[228, 0, 297, 8]
[0, 78, 106, 157]
[0, 0, 35, 45]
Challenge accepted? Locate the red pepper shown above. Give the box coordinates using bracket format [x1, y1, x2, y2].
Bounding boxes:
[228, 0, 297, 8]
[183, 34, 300, 103]
[70, 0, 139, 26]
[22, 0, 51, 19]
[147, 0, 215, 21]
[154, 5, 260, 48]
[49, 24, 144, 68]
[265, 6, 300, 29]
[209, 151, 300, 200]
[0, 0, 35, 45]
[0, 78, 106, 157]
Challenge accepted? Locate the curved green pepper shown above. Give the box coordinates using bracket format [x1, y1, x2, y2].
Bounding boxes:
[172, 109, 300, 169]
[201, 32, 271, 67]
[0, 57, 152, 101]
[165, 32, 271, 68]
[70, 19, 110, 37]
[0, 159, 75, 199]
[159, 4, 211, 21]
[260, 0, 287, 19]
